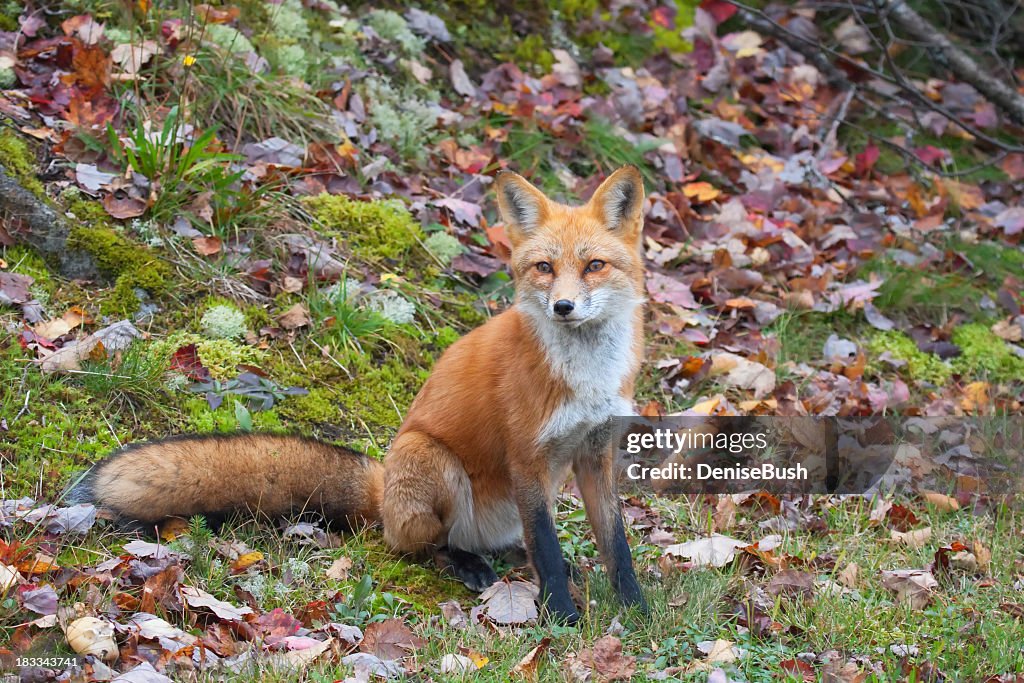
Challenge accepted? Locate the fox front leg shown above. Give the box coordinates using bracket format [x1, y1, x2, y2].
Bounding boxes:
[513, 479, 579, 624]
[573, 448, 647, 613]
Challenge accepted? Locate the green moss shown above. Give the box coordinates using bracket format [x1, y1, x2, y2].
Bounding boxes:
[867, 331, 952, 385]
[155, 333, 265, 380]
[355, 536, 470, 612]
[337, 350, 429, 431]
[513, 34, 554, 71]
[64, 193, 172, 315]
[951, 323, 1024, 383]
[0, 344, 133, 498]
[4, 245, 52, 288]
[181, 397, 286, 433]
[0, 129, 45, 197]
[303, 193, 424, 261]
[278, 387, 342, 425]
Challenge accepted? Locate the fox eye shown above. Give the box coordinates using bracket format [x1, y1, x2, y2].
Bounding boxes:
[585, 259, 606, 273]
[536, 262, 553, 274]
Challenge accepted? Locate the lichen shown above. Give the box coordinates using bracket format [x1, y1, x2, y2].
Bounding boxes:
[951, 323, 1024, 383]
[364, 9, 425, 55]
[0, 129, 45, 198]
[423, 231, 464, 266]
[267, 0, 310, 42]
[203, 24, 256, 54]
[366, 290, 416, 325]
[303, 193, 424, 261]
[201, 304, 249, 340]
[361, 77, 442, 159]
[867, 331, 952, 385]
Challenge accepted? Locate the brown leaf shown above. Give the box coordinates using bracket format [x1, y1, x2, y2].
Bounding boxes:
[510, 637, 550, 680]
[324, 556, 352, 581]
[102, 191, 147, 219]
[890, 527, 932, 550]
[478, 580, 538, 625]
[359, 618, 426, 661]
[880, 569, 937, 609]
[919, 490, 960, 512]
[192, 235, 223, 256]
[572, 635, 636, 682]
[767, 569, 815, 598]
[277, 303, 310, 330]
[838, 562, 858, 588]
[139, 563, 183, 613]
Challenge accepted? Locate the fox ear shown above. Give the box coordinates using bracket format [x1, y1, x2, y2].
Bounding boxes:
[495, 171, 551, 242]
[588, 165, 645, 236]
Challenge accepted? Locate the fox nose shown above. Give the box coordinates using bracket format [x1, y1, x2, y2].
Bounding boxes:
[553, 299, 575, 316]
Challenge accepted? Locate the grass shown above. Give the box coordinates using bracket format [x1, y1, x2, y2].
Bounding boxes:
[4, 485, 1020, 680]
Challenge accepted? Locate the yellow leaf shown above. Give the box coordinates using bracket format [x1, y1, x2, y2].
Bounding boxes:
[920, 490, 960, 512]
[961, 381, 989, 412]
[231, 551, 265, 573]
[159, 517, 190, 542]
[683, 181, 721, 203]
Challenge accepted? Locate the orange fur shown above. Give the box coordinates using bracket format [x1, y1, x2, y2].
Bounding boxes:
[73, 166, 649, 619]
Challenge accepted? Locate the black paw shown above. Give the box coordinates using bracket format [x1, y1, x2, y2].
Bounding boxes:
[434, 547, 499, 592]
[544, 596, 580, 625]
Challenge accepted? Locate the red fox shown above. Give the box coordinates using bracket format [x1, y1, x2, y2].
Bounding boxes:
[70, 166, 649, 623]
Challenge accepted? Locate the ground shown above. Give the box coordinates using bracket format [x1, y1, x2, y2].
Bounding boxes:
[1, 0, 1023, 681]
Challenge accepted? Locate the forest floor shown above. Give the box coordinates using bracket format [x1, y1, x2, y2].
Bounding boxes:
[1, 0, 1023, 680]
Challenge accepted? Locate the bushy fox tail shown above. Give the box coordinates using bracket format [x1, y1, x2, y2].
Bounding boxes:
[66, 434, 384, 530]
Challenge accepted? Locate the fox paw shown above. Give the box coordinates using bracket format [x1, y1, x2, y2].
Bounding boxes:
[434, 547, 499, 592]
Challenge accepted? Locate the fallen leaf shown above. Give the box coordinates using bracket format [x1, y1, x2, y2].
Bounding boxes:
[359, 618, 426, 660]
[510, 637, 550, 679]
[181, 585, 254, 621]
[325, 556, 353, 581]
[192, 235, 223, 256]
[891, 527, 932, 549]
[919, 490, 960, 512]
[880, 569, 937, 609]
[478, 580, 539, 625]
[664, 534, 747, 568]
[277, 303, 310, 330]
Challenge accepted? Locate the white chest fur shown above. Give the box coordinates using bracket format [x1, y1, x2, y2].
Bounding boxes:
[532, 310, 638, 446]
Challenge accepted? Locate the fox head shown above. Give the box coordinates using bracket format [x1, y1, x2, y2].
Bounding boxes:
[495, 166, 646, 327]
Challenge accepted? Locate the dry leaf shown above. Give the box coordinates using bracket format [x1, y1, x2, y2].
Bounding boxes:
[838, 562, 859, 588]
[890, 527, 932, 549]
[919, 490, 960, 512]
[359, 618, 426, 660]
[277, 303, 311, 330]
[664, 534, 747, 568]
[880, 569, 937, 609]
[479, 580, 539, 625]
[325, 556, 353, 581]
[510, 637, 550, 680]
[181, 585, 254, 621]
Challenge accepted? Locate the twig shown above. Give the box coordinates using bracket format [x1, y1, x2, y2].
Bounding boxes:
[878, 0, 1024, 123]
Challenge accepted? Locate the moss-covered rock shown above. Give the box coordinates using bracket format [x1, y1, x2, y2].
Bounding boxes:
[0, 129, 45, 197]
[304, 193, 424, 261]
[64, 193, 172, 315]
